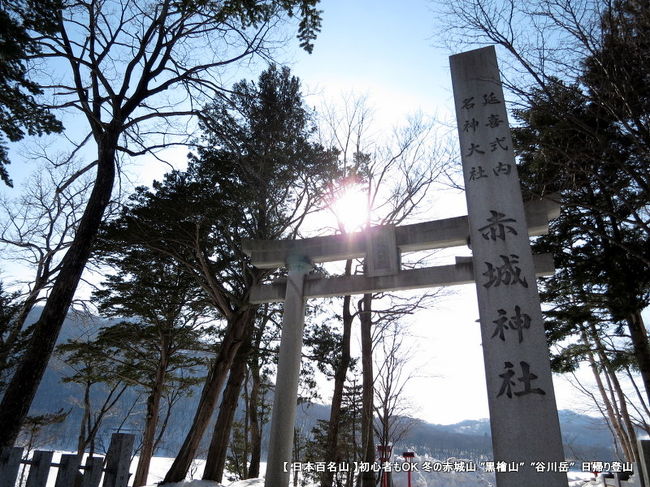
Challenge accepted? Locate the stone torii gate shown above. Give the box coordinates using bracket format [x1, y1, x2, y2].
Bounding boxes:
[243, 46, 568, 487]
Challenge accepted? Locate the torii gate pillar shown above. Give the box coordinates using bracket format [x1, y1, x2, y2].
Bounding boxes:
[264, 255, 312, 487]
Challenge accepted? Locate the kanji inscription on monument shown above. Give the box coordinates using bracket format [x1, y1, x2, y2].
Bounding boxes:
[450, 46, 567, 487]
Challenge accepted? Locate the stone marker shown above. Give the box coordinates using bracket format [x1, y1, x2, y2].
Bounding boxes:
[450, 45, 567, 487]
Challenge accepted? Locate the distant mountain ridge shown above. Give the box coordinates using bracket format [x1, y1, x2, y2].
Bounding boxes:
[395, 410, 615, 462]
[19, 308, 616, 462]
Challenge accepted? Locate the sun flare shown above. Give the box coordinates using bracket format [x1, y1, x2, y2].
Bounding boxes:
[332, 186, 369, 232]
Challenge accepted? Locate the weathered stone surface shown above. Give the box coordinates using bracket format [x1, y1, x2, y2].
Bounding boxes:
[264, 259, 311, 487]
[365, 224, 399, 277]
[243, 196, 558, 268]
[249, 253, 554, 304]
[451, 45, 567, 487]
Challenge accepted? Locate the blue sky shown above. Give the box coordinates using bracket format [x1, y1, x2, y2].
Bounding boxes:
[290, 0, 453, 134]
[282, 0, 489, 424]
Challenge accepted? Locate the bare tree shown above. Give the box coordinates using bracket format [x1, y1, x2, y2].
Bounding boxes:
[437, 0, 650, 239]
[0, 0, 322, 447]
[546, 283, 649, 463]
[0, 158, 93, 386]
[577, 323, 646, 464]
[56, 332, 129, 461]
[373, 322, 418, 464]
[316, 95, 448, 487]
[360, 119, 447, 487]
[316, 95, 372, 487]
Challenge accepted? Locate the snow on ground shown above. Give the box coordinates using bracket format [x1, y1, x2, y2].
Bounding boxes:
[142, 457, 265, 486]
[143, 455, 205, 485]
[143, 476, 264, 487]
[33, 453, 258, 487]
[147, 481, 222, 487]
[30, 451, 609, 487]
[136, 453, 600, 487]
[361, 455, 598, 487]
[138, 470, 605, 487]
[144, 481, 264, 487]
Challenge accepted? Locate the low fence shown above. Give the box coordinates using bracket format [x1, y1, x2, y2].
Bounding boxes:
[599, 472, 641, 487]
[589, 439, 650, 487]
[0, 433, 134, 487]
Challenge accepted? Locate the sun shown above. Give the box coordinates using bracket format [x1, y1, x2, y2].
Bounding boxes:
[331, 185, 369, 232]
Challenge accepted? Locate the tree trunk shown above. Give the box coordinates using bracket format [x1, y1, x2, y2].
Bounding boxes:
[587, 322, 636, 461]
[293, 428, 302, 487]
[606, 363, 638, 463]
[162, 308, 256, 484]
[247, 323, 266, 480]
[592, 319, 638, 463]
[0, 138, 117, 447]
[627, 310, 650, 405]
[133, 345, 169, 486]
[594, 194, 650, 407]
[76, 379, 91, 462]
[349, 378, 361, 487]
[242, 373, 250, 478]
[359, 292, 375, 487]
[323, 260, 354, 487]
[603, 367, 634, 461]
[582, 326, 632, 460]
[202, 339, 249, 481]
[624, 364, 650, 432]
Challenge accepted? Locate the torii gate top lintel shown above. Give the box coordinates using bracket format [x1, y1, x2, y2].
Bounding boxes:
[242, 194, 559, 271]
[243, 195, 558, 304]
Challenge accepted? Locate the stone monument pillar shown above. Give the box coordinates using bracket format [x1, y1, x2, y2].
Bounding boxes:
[450, 46, 567, 487]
